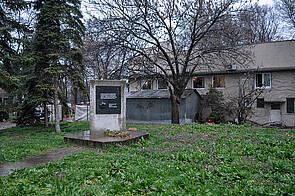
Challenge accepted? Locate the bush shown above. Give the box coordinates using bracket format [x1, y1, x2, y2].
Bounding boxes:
[201, 88, 233, 123]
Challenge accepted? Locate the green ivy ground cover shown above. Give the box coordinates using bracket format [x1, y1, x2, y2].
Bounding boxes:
[0, 122, 294, 195]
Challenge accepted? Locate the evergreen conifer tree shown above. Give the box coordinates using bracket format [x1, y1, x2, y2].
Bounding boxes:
[0, 0, 27, 92]
[19, 0, 85, 131]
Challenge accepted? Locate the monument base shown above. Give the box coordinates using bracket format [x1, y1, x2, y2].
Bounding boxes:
[64, 130, 149, 149]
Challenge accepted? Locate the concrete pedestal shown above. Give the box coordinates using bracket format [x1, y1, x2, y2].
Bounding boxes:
[64, 80, 149, 149]
[90, 80, 126, 137]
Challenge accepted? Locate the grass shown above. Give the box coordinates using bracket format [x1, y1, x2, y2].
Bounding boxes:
[0, 122, 89, 163]
[0, 122, 294, 195]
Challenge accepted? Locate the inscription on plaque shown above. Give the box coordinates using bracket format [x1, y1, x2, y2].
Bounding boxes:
[109, 103, 117, 108]
[100, 93, 117, 100]
[96, 86, 121, 114]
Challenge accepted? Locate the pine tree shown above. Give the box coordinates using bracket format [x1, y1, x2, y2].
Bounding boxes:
[20, 0, 85, 131]
[0, 0, 27, 92]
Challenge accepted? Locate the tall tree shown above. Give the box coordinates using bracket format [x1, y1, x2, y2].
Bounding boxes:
[83, 18, 129, 81]
[0, 0, 28, 93]
[237, 3, 279, 43]
[275, 0, 295, 37]
[92, 0, 248, 124]
[25, 0, 85, 131]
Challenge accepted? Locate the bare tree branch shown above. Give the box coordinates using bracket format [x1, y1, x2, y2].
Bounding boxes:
[89, 0, 251, 123]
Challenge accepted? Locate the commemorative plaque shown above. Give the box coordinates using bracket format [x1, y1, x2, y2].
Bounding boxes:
[96, 86, 121, 114]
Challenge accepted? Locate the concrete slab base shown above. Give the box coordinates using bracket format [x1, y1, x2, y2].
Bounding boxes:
[64, 130, 149, 149]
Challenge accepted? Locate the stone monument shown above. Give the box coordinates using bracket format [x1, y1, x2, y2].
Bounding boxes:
[64, 80, 149, 148]
[90, 80, 126, 137]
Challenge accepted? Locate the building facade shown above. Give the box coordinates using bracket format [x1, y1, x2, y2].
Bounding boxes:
[128, 40, 295, 127]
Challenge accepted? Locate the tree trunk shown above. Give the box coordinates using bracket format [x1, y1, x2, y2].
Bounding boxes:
[171, 93, 181, 124]
[54, 77, 61, 133]
[44, 102, 48, 128]
[74, 88, 78, 104]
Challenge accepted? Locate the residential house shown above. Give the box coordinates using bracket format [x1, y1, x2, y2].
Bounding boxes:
[128, 40, 295, 127]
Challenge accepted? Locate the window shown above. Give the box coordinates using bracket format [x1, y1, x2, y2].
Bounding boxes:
[193, 77, 205, 88]
[213, 76, 225, 88]
[158, 79, 168, 89]
[257, 98, 264, 108]
[271, 103, 280, 110]
[256, 73, 271, 88]
[287, 98, 295, 113]
[142, 80, 152, 90]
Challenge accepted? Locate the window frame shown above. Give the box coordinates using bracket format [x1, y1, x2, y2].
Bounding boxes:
[255, 73, 271, 89]
[286, 98, 295, 114]
[271, 103, 281, 110]
[141, 79, 152, 90]
[257, 98, 265, 108]
[157, 79, 168, 90]
[212, 75, 226, 88]
[192, 76, 205, 89]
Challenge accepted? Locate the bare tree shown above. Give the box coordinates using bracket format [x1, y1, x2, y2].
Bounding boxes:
[233, 71, 264, 124]
[83, 18, 129, 81]
[275, 0, 295, 34]
[90, 0, 249, 124]
[237, 3, 280, 43]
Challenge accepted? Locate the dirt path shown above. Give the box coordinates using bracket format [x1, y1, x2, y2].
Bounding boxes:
[0, 147, 94, 177]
